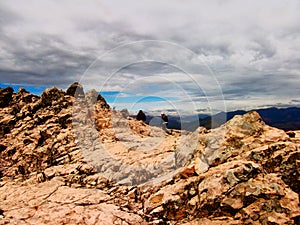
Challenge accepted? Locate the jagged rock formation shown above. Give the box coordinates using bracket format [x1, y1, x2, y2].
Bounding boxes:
[0, 85, 299, 224]
[66, 82, 85, 97]
[143, 112, 300, 224]
[0, 87, 13, 108]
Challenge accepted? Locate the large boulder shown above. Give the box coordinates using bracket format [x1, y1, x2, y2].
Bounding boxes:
[194, 111, 289, 168]
[143, 159, 300, 224]
[39, 87, 66, 107]
[66, 82, 84, 98]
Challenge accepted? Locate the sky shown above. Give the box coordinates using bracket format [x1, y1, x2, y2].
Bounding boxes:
[0, 0, 300, 115]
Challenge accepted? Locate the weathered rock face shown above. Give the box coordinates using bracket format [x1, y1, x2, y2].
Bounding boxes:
[141, 111, 300, 224]
[0, 85, 299, 225]
[0, 84, 154, 224]
[97, 93, 110, 109]
[66, 82, 85, 97]
[0, 87, 73, 179]
[39, 87, 66, 106]
[0, 87, 13, 107]
[85, 88, 110, 109]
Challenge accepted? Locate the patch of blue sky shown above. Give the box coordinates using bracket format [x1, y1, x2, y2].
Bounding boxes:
[141, 85, 162, 92]
[0, 84, 180, 105]
[100, 91, 121, 96]
[0, 83, 50, 95]
[101, 91, 179, 104]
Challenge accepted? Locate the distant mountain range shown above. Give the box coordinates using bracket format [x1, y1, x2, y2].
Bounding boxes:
[138, 107, 300, 131]
[200, 107, 300, 131]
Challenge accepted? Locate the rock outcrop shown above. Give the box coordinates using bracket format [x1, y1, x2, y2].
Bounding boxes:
[85, 88, 110, 109]
[142, 111, 300, 224]
[0, 85, 299, 224]
[66, 82, 85, 97]
[0, 87, 13, 108]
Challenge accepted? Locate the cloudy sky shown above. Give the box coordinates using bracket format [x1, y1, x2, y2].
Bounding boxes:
[0, 0, 300, 115]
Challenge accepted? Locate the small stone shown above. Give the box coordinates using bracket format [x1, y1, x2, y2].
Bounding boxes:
[37, 172, 46, 183]
[221, 197, 244, 209]
[286, 131, 296, 138]
[194, 157, 209, 175]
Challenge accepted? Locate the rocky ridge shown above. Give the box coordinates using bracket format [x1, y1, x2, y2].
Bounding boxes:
[0, 84, 299, 224]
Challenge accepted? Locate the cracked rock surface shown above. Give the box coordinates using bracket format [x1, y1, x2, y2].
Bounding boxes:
[0, 85, 300, 224]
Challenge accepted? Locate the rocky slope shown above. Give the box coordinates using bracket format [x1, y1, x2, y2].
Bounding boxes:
[0, 84, 299, 224]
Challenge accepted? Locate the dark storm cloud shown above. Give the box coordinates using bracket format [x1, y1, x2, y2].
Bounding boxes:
[219, 73, 300, 99]
[0, 0, 299, 111]
[119, 62, 179, 76]
[0, 1, 156, 89]
[0, 34, 92, 87]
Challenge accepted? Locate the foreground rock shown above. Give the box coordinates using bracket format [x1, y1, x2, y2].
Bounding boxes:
[142, 112, 300, 224]
[0, 86, 299, 224]
[0, 177, 147, 225]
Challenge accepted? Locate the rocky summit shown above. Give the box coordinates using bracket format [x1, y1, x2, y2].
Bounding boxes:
[0, 84, 299, 225]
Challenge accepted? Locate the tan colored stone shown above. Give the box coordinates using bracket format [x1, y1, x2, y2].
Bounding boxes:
[1, 86, 300, 224]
